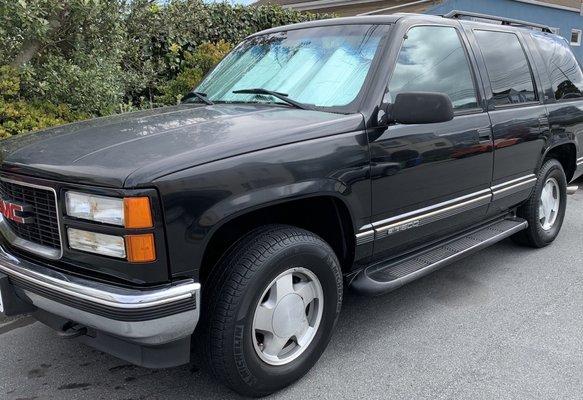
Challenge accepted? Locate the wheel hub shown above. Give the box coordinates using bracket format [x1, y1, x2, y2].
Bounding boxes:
[272, 294, 307, 339]
[251, 267, 324, 366]
[539, 177, 560, 231]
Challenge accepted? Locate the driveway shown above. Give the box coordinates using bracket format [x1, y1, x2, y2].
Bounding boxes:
[1, 186, 582, 400]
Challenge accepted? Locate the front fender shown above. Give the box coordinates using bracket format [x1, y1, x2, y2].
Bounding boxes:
[153, 130, 371, 280]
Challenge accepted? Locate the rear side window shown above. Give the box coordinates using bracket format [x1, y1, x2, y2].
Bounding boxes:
[531, 32, 583, 101]
[388, 25, 478, 110]
[475, 30, 537, 106]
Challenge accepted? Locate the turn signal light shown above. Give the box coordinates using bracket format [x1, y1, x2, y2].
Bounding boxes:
[124, 197, 153, 229]
[125, 234, 156, 263]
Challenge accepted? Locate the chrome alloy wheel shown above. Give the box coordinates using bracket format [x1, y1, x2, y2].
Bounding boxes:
[539, 177, 561, 231]
[252, 267, 324, 366]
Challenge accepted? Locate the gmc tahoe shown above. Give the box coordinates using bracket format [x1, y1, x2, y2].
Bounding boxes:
[1, 11, 582, 397]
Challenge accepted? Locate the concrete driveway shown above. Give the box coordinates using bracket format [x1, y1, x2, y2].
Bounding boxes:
[1, 186, 582, 400]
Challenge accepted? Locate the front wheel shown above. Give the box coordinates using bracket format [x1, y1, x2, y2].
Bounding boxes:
[513, 159, 567, 247]
[197, 225, 343, 397]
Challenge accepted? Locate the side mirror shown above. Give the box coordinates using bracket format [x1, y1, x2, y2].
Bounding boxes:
[390, 92, 454, 125]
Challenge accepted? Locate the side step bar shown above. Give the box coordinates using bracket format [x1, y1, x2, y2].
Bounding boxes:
[350, 218, 528, 296]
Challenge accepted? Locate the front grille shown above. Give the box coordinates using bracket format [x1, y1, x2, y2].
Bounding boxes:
[0, 179, 61, 250]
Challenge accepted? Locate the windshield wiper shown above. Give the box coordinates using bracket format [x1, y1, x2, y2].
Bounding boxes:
[232, 88, 313, 110]
[183, 91, 214, 105]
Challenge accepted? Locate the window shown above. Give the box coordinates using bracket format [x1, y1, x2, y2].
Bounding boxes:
[531, 32, 583, 100]
[196, 25, 388, 109]
[571, 29, 582, 46]
[475, 30, 537, 106]
[387, 26, 478, 110]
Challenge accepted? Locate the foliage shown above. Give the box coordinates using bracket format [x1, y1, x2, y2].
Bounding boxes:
[159, 40, 232, 105]
[0, 0, 332, 138]
[0, 99, 86, 139]
[0, 65, 85, 138]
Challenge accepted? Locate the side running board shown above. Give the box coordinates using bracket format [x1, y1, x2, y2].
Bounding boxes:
[350, 218, 528, 296]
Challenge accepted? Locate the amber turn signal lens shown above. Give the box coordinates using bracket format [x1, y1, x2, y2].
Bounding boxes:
[125, 234, 156, 263]
[124, 197, 153, 229]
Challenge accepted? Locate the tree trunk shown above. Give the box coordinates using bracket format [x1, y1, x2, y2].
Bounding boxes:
[10, 40, 42, 68]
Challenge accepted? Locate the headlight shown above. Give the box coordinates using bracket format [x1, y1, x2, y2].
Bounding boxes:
[67, 228, 126, 259]
[65, 192, 153, 228]
[66, 191, 124, 226]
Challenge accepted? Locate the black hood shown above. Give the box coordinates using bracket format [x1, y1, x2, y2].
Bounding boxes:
[0, 104, 364, 188]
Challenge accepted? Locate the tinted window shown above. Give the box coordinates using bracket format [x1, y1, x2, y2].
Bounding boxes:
[475, 30, 537, 106]
[531, 32, 583, 101]
[388, 26, 478, 110]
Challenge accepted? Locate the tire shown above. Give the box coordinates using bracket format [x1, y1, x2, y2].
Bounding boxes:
[513, 159, 567, 248]
[196, 225, 343, 397]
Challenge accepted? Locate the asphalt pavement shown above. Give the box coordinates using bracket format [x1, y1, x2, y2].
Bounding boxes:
[1, 186, 582, 400]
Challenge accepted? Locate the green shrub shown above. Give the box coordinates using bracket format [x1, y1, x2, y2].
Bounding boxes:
[0, 100, 86, 138]
[159, 40, 232, 105]
[0, 0, 333, 139]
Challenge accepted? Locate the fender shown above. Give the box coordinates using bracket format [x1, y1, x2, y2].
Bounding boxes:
[153, 129, 372, 280]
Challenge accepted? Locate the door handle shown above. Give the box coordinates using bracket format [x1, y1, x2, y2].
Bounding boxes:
[478, 127, 492, 141]
[539, 116, 549, 126]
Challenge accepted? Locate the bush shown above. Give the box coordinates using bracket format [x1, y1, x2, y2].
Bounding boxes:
[0, 0, 332, 139]
[159, 41, 232, 105]
[0, 99, 86, 139]
[0, 66, 85, 138]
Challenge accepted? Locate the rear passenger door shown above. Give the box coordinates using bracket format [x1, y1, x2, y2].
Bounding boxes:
[467, 28, 548, 215]
[528, 32, 583, 180]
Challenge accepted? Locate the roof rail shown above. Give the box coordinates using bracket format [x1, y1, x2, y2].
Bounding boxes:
[444, 10, 553, 33]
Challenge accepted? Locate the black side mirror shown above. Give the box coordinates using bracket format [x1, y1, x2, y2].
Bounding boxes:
[390, 92, 454, 125]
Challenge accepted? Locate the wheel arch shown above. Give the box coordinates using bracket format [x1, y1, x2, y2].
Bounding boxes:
[199, 192, 356, 284]
[540, 141, 578, 182]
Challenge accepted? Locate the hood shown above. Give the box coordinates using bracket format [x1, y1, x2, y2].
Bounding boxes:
[0, 104, 364, 188]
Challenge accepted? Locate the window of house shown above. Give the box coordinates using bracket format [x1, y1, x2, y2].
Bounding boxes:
[387, 25, 478, 110]
[474, 30, 537, 106]
[571, 29, 582, 46]
[531, 32, 583, 100]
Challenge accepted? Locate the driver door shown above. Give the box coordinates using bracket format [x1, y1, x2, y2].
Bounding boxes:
[369, 22, 494, 261]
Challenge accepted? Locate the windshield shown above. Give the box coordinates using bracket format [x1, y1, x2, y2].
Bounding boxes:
[195, 24, 389, 111]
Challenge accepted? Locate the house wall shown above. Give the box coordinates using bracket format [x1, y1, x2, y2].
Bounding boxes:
[426, 0, 583, 61]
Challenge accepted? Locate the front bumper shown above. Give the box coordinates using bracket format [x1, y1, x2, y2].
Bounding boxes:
[0, 243, 200, 347]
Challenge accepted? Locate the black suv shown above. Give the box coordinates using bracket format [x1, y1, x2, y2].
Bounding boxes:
[1, 11, 582, 397]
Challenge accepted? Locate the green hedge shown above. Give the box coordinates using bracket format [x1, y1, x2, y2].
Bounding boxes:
[0, 0, 331, 138]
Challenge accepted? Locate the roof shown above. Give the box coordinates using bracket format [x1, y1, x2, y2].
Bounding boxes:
[246, 12, 559, 39]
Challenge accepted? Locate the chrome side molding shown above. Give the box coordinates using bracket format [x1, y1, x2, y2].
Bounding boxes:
[357, 174, 537, 244]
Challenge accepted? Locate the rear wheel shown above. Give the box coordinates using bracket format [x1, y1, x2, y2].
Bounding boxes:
[197, 225, 343, 397]
[513, 159, 567, 247]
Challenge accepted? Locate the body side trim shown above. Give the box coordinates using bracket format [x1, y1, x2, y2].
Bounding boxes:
[357, 174, 537, 245]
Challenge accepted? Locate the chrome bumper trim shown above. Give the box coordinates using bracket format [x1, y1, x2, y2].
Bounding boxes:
[0, 243, 200, 345]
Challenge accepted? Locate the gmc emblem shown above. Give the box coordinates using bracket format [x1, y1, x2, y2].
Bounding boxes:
[0, 199, 32, 224]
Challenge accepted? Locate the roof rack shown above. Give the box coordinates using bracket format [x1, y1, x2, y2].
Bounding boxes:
[444, 10, 553, 33]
